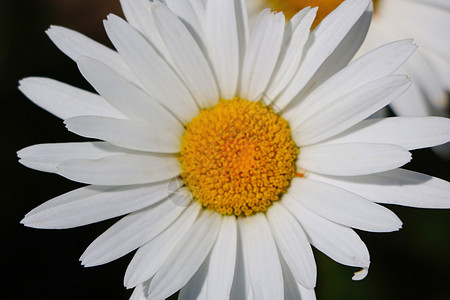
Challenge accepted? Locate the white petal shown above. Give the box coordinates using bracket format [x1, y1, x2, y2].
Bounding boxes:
[206, 216, 237, 299]
[81, 196, 189, 267]
[385, 0, 450, 61]
[308, 169, 450, 209]
[147, 210, 221, 299]
[164, 0, 205, 49]
[266, 202, 316, 289]
[389, 81, 431, 116]
[265, 8, 316, 101]
[17, 142, 121, 173]
[321, 117, 450, 150]
[299, 287, 317, 300]
[18, 77, 124, 120]
[189, 0, 207, 25]
[283, 196, 370, 269]
[285, 39, 416, 127]
[65, 116, 181, 153]
[292, 75, 411, 146]
[104, 14, 199, 123]
[124, 203, 201, 288]
[240, 9, 284, 101]
[21, 179, 181, 229]
[298, 143, 411, 176]
[239, 213, 283, 300]
[230, 227, 252, 300]
[275, 0, 371, 109]
[288, 178, 402, 232]
[399, 50, 446, 112]
[280, 258, 317, 300]
[423, 49, 450, 94]
[46, 25, 141, 87]
[150, 2, 219, 108]
[119, 0, 173, 65]
[76, 56, 182, 127]
[178, 259, 208, 300]
[56, 153, 181, 185]
[130, 284, 146, 300]
[420, 0, 450, 10]
[205, 0, 247, 99]
[352, 268, 369, 281]
[303, 4, 372, 89]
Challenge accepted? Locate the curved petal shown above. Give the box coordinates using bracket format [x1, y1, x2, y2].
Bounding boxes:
[80, 196, 189, 267]
[288, 178, 402, 232]
[147, 211, 221, 299]
[164, 0, 206, 49]
[266, 203, 316, 289]
[321, 117, 450, 150]
[46, 25, 141, 87]
[178, 258, 208, 300]
[291, 75, 411, 146]
[17, 142, 122, 173]
[275, 0, 371, 109]
[239, 213, 283, 300]
[206, 216, 237, 299]
[280, 258, 317, 300]
[56, 153, 181, 185]
[150, 2, 219, 108]
[308, 169, 450, 209]
[298, 143, 411, 176]
[21, 180, 180, 229]
[104, 14, 199, 124]
[205, 0, 247, 99]
[119, 0, 173, 65]
[239, 9, 284, 101]
[65, 116, 181, 153]
[303, 4, 372, 89]
[265, 7, 316, 101]
[230, 226, 252, 300]
[130, 285, 145, 300]
[285, 39, 416, 126]
[76, 56, 182, 127]
[18, 78, 124, 120]
[283, 196, 370, 269]
[124, 203, 201, 288]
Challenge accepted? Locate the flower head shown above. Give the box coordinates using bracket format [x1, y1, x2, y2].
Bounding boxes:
[18, 0, 450, 299]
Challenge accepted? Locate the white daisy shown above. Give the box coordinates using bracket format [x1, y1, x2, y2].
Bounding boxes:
[18, 0, 450, 299]
[246, 0, 450, 158]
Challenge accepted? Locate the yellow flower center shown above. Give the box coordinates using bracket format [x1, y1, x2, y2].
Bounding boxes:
[179, 98, 298, 216]
[266, 0, 380, 27]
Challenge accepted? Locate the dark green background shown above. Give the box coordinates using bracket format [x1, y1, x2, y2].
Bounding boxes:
[2, 1, 449, 299]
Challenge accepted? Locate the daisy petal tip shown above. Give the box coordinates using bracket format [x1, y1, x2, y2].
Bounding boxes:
[80, 261, 94, 268]
[19, 216, 28, 226]
[44, 25, 56, 36]
[352, 267, 369, 281]
[17, 78, 27, 88]
[18, 159, 32, 169]
[106, 13, 118, 21]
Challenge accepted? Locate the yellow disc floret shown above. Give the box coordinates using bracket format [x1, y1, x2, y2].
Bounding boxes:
[180, 98, 298, 216]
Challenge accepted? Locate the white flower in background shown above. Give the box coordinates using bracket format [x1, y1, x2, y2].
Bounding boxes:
[247, 0, 450, 158]
[360, 0, 450, 118]
[18, 0, 450, 299]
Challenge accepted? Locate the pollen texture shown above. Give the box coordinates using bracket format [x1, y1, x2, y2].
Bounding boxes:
[180, 98, 298, 216]
[267, 0, 345, 27]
